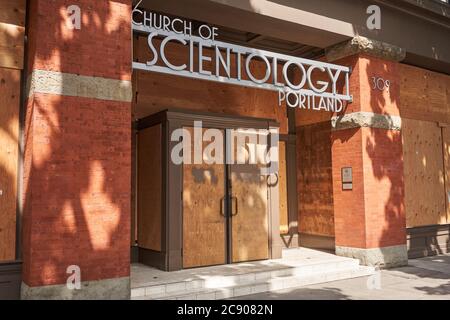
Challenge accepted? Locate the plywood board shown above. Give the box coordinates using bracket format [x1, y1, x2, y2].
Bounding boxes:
[182, 127, 227, 268]
[297, 122, 334, 236]
[0, 23, 24, 48]
[0, 0, 26, 26]
[231, 131, 269, 262]
[278, 140, 289, 234]
[399, 64, 450, 123]
[0, 0, 25, 70]
[295, 108, 332, 126]
[0, 45, 23, 70]
[230, 168, 269, 262]
[137, 125, 162, 251]
[131, 128, 137, 246]
[403, 119, 447, 227]
[441, 127, 450, 224]
[0, 68, 20, 261]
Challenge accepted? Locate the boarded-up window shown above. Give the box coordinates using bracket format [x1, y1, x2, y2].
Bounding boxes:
[297, 122, 334, 236]
[403, 119, 448, 227]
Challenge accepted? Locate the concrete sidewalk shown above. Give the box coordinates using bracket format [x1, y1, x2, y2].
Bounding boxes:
[237, 254, 450, 300]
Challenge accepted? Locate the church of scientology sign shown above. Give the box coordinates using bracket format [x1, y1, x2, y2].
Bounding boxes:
[131, 2, 352, 112]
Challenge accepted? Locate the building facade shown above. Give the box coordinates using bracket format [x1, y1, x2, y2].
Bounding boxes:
[0, 0, 449, 299]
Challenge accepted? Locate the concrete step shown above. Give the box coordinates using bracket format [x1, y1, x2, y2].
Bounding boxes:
[131, 258, 358, 299]
[131, 260, 374, 300]
[133, 266, 374, 300]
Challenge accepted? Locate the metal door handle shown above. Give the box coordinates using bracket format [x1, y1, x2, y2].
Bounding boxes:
[231, 195, 238, 216]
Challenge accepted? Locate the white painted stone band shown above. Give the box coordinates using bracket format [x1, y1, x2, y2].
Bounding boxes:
[21, 276, 130, 300]
[27, 69, 133, 103]
[331, 111, 402, 131]
[336, 245, 408, 268]
[325, 36, 406, 62]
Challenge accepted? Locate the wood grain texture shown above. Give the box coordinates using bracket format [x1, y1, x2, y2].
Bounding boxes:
[442, 127, 450, 224]
[399, 64, 450, 123]
[131, 128, 137, 246]
[137, 125, 162, 251]
[0, 0, 25, 70]
[278, 140, 289, 234]
[182, 127, 227, 268]
[403, 119, 447, 227]
[295, 108, 332, 126]
[0, 0, 25, 26]
[0, 68, 20, 261]
[231, 131, 269, 263]
[297, 122, 334, 236]
[0, 0, 24, 260]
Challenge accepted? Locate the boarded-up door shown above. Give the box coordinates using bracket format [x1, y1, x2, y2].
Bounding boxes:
[440, 126, 450, 224]
[182, 127, 270, 267]
[229, 129, 269, 263]
[182, 127, 227, 268]
[403, 119, 447, 227]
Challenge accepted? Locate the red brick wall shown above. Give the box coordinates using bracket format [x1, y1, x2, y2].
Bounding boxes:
[362, 127, 405, 248]
[333, 54, 400, 115]
[22, 0, 132, 287]
[332, 128, 366, 248]
[358, 55, 400, 116]
[27, 0, 131, 80]
[333, 55, 360, 115]
[331, 54, 405, 250]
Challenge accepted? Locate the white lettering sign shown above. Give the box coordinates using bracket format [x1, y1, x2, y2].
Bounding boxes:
[132, 4, 352, 112]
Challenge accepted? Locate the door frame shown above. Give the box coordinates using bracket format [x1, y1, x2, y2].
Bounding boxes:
[136, 108, 283, 271]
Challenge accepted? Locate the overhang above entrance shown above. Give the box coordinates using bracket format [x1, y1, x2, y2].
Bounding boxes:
[137, 0, 450, 74]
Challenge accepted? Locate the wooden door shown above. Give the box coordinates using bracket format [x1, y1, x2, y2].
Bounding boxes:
[229, 129, 269, 263]
[182, 127, 227, 268]
[137, 125, 162, 252]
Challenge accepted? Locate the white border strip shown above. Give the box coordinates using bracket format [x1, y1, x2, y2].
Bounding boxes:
[331, 111, 402, 131]
[27, 70, 133, 102]
[133, 25, 351, 73]
[132, 62, 351, 101]
[132, 25, 352, 101]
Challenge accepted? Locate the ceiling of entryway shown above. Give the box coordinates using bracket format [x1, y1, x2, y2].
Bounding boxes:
[215, 25, 324, 60]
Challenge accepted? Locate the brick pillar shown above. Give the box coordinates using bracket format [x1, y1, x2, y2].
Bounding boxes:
[327, 37, 408, 267]
[21, 0, 132, 299]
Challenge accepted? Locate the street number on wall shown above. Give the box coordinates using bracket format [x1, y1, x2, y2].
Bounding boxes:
[371, 77, 390, 91]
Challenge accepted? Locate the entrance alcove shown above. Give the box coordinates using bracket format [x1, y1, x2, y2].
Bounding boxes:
[134, 109, 281, 271]
[129, 8, 338, 271]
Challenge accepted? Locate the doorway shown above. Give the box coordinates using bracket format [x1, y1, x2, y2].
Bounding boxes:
[135, 109, 282, 271]
[182, 127, 269, 268]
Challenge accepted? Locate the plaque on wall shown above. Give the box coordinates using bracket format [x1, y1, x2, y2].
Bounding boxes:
[342, 167, 353, 190]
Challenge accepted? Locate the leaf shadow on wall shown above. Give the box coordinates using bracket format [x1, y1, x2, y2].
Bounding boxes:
[364, 58, 406, 254]
[330, 56, 406, 265]
[21, 0, 132, 289]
